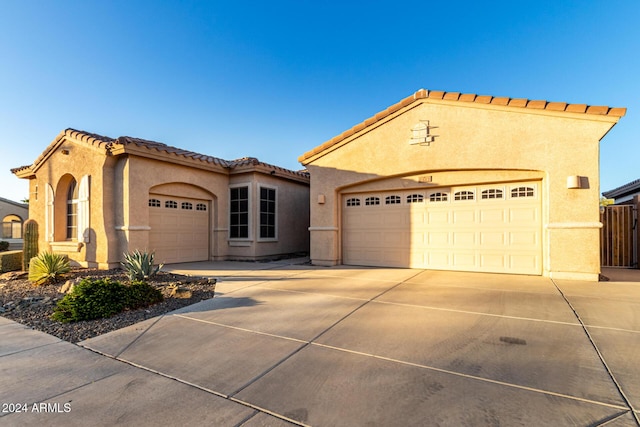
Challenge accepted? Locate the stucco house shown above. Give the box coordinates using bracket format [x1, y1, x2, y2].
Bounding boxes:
[299, 89, 626, 281]
[1, 197, 29, 249]
[12, 129, 310, 268]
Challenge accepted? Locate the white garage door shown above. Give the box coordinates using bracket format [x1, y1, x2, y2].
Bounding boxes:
[342, 182, 542, 275]
[149, 195, 210, 264]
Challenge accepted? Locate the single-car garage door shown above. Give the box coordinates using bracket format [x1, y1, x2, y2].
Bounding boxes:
[342, 182, 542, 275]
[149, 194, 210, 264]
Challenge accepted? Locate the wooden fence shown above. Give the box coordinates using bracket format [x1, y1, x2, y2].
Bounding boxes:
[600, 205, 636, 267]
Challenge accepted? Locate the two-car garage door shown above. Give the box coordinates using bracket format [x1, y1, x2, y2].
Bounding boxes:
[342, 182, 542, 275]
[149, 195, 210, 264]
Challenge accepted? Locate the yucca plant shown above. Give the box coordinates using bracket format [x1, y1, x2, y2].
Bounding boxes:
[28, 251, 71, 286]
[121, 250, 163, 282]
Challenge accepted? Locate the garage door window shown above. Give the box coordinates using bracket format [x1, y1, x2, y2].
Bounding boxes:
[407, 194, 424, 203]
[346, 198, 361, 207]
[165, 200, 177, 209]
[365, 197, 380, 206]
[260, 187, 277, 239]
[386, 195, 401, 205]
[511, 187, 535, 198]
[230, 186, 249, 239]
[481, 189, 503, 199]
[182, 202, 193, 210]
[454, 191, 474, 201]
[149, 199, 161, 207]
[429, 192, 448, 202]
[196, 203, 207, 211]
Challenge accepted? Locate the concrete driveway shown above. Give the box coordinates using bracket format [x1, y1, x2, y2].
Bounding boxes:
[1, 260, 639, 426]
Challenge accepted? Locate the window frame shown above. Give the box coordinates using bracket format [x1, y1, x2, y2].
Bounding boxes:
[229, 184, 251, 240]
[258, 185, 277, 241]
[66, 178, 79, 240]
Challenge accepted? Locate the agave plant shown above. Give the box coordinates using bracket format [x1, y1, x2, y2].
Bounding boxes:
[28, 251, 71, 286]
[121, 250, 163, 282]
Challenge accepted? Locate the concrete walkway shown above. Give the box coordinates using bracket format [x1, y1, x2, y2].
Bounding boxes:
[1, 261, 639, 426]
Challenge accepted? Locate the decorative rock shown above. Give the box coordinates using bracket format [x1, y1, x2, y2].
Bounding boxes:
[59, 277, 82, 294]
[0, 271, 28, 281]
[167, 283, 192, 299]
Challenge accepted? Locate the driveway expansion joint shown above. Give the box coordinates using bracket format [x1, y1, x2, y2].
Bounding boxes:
[552, 279, 640, 426]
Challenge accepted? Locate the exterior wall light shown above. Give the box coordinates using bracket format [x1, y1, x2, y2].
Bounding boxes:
[567, 175, 582, 189]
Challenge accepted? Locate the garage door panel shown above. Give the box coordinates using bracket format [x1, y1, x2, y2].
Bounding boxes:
[480, 209, 507, 224]
[452, 231, 475, 245]
[343, 181, 542, 275]
[452, 209, 476, 224]
[480, 231, 506, 246]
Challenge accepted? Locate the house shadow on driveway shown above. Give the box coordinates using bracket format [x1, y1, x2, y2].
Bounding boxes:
[171, 295, 262, 315]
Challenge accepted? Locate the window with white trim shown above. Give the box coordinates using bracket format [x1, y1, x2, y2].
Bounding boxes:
[454, 191, 474, 201]
[66, 178, 79, 240]
[346, 198, 361, 207]
[481, 189, 503, 199]
[385, 195, 401, 205]
[230, 186, 249, 238]
[260, 187, 276, 239]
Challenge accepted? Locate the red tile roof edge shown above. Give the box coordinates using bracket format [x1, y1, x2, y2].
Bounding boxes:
[298, 89, 627, 163]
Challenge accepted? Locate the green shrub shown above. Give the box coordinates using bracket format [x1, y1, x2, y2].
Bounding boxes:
[0, 241, 9, 251]
[121, 250, 163, 282]
[127, 280, 164, 309]
[51, 278, 164, 323]
[0, 250, 22, 273]
[52, 278, 127, 323]
[28, 252, 71, 286]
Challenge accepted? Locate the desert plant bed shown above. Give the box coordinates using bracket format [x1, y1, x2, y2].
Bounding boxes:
[0, 268, 216, 343]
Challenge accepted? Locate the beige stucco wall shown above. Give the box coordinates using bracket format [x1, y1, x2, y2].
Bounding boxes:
[303, 99, 619, 280]
[0, 199, 28, 223]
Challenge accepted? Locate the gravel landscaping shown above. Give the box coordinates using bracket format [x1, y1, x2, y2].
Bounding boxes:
[0, 268, 216, 343]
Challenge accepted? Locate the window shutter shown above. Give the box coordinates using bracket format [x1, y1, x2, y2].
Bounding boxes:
[77, 175, 90, 243]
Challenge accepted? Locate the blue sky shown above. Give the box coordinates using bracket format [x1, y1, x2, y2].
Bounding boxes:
[1, 0, 638, 203]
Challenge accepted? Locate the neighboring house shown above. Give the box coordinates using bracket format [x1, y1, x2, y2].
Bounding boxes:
[12, 129, 310, 268]
[602, 179, 640, 205]
[1, 197, 29, 248]
[299, 89, 626, 281]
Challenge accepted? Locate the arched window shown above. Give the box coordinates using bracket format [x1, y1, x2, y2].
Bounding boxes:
[346, 198, 361, 207]
[66, 178, 79, 240]
[511, 187, 535, 198]
[407, 194, 424, 203]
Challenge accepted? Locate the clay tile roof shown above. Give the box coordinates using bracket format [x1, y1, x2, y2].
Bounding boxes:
[12, 129, 309, 181]
[298, 89, 627, 163]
